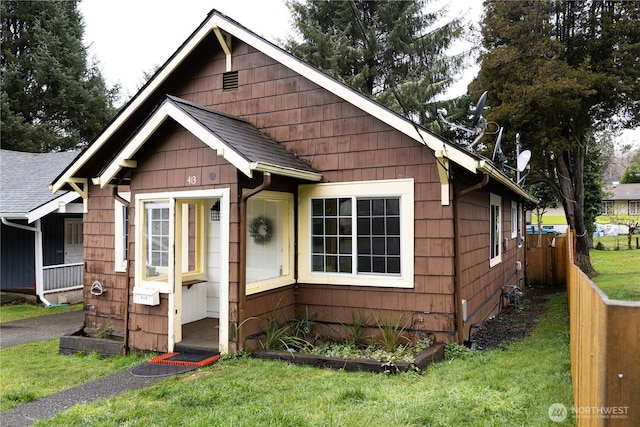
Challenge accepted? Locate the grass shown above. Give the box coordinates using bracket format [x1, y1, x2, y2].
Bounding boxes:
[0, 303, 82, 323]
[590, 248, 640, 301]
[0, 339, 147, 411]
[590, 235, 640, 301]
[32, 293, 573, 426]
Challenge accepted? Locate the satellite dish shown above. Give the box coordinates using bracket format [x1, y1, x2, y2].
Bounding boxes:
[472, 91, 488, 127]
[492, 127, 503, 162]
[517, 150, 531, 172]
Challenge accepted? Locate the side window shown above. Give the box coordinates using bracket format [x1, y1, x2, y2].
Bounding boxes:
[114, 192, 130, 272]
[511, 201, 518, 239]
[490, 194, 502, 267]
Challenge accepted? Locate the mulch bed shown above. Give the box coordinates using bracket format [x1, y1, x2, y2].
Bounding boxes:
[471, 285, 559, 350]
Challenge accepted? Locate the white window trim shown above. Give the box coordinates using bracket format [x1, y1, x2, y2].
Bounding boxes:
[114, 192, 130, 272]
[511, 201, 518, 239]
[135, 198, 174, 293]
[517, 203, 523, 248]
[490, 193, 502, 267]
[298, 178, 414, 289]
[245, 190, 295, 295]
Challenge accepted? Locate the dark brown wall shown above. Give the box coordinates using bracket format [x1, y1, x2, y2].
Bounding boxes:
[82, 185, 127, 338]
[82, 36, 527, 351]
[457, 182, 525, 332]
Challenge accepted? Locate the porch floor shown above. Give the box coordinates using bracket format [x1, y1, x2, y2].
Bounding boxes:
[176, 318, 219, 354]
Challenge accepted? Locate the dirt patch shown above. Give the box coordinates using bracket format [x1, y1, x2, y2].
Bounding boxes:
[471, 286, 558, 350]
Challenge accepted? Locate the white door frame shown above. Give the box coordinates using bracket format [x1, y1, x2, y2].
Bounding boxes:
[135, 188, 230, 353]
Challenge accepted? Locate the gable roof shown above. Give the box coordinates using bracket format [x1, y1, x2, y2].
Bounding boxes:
[51, 9, 533, 201]
[1, 150, 80, 222]
[605, 183, 640, 201]
[94, 95, 320, 188]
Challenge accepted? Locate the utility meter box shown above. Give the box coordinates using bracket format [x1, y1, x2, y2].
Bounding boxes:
[133, 287, 160, 306]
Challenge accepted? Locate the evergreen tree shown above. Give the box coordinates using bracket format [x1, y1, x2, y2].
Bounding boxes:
[620, 151, 640, 183]
[1, 0, 118, 153]
[285, 0, 466, 127]
[470, 0, 640, 276]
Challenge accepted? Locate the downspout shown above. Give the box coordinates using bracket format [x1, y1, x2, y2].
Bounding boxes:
[112, 186, 131, 355]
[453, 173, 490, 344]
[238, 172, 271, 351]
[1, 217, 52, 306]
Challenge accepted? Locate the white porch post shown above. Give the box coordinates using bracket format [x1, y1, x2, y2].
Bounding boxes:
[34, 219, 52, 306]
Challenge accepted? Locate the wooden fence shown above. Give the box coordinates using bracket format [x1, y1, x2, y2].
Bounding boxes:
[562, 230, 640, 426]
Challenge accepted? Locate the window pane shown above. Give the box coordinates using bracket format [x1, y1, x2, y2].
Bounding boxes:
[358, 256, 371, 272]
[326, 256, 337, 272]
[388, 237, 400, 255]
[372, 257, 386, 273]
[312, 199, 323, 216]
[325, 218, 337, 235]
[357, 217, 370, 235]
[312, 218, 323, 235]
[325, 198, 337, 215]
[312, 255, 324, 272]
[372, 217, 385, 235]
[372, 199, 385, 215]
[386, 217, 400, 235]
[358, 237, 370, 255]
[387, 257, 400, 274]
[312, 237, 324, 253]
[357, 199, 370, 216]
[386, 199, 399, 215]
[372, 237, 386, 255]
[339, 237, 352, 254]
[326, 237, 337, 254]
[339, 256, 352, 273]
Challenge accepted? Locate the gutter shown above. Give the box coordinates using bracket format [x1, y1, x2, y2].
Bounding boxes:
[1, 217, 52, 306]
[112, 186, 131, 355]
[237, 172, 271, 351]
[452, 173, 490, 344]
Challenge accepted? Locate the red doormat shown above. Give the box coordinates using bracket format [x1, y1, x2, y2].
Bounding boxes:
[148, 352, 220, 367]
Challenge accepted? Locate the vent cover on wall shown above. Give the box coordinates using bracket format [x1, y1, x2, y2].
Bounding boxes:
[223, 71, 238, 91]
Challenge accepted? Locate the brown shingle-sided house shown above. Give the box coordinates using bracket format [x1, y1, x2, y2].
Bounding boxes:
[51, 10, 535, 354]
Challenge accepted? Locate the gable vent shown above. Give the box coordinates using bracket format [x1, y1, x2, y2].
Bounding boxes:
[223, 71, 239, 91]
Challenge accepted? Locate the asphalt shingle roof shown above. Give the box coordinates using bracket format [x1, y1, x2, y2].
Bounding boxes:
[606, 183, 640, 201]
[0, 149, 79, 215]
[166, 95, 317, 175]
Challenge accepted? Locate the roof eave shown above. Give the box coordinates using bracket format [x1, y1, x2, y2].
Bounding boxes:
[478, 160, 538, 202]
[252, 162, 322, 182]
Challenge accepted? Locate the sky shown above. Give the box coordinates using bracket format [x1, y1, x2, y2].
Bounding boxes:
[79, 0, 637, 148]
[79, 0, 480, 100]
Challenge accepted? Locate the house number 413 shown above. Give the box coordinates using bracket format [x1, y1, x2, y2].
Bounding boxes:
[187, 176, 197, 185]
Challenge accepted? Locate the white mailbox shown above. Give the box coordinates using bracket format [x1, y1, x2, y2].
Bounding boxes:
[133, 287, 160, 306]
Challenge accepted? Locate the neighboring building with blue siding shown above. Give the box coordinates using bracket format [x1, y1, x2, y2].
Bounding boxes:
[0, 150, 84, 305]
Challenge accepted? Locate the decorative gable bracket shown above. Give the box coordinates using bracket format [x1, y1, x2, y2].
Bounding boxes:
[66, 177, 88, 213]
[213, 28, 232, 72]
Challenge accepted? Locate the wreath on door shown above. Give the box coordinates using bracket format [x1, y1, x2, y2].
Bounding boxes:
[249, 215, 273, 244]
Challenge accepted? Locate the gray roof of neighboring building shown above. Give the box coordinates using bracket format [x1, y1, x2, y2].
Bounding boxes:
[0, 149, 79, 215]
[605, 183, 640, 201]
[166, 95, 317, 174]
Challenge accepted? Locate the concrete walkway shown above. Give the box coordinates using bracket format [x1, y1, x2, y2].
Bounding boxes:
[1, 370, 167, 427]
[0, 310, 84, 349]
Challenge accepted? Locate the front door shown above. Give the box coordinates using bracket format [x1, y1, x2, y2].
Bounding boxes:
[135, 189, 230, 353]
[64, 218, 83, 263]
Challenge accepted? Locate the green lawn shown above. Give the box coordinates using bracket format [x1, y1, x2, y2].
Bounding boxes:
[0, 303, 82, 323]
[0, 340, 147, 411]
[30, 294, 573, 427]
[590, 247, 640, 301]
